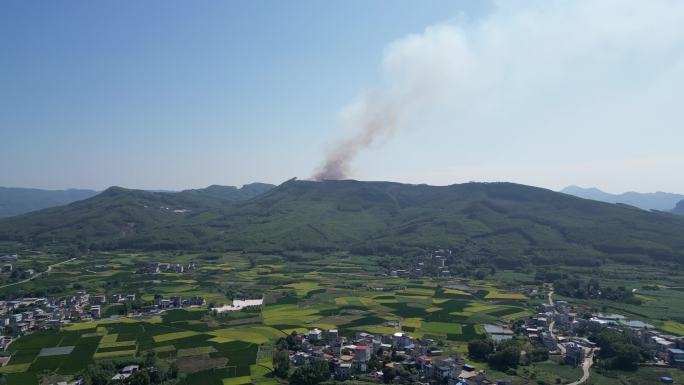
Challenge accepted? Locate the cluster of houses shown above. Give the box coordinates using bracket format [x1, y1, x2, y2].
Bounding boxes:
[0, 291, 137, 342]
[376, 250, 454, 279]
[625, 327, 684, 366]
[0, 254, 35, 277]
[137, 262, 197, 274]
[0, 290, 205, 350]
[530, 298, 684, 368]
[0, 254, 19, 271]
[88, 292, 205, 317]
[153, 295, 205, 309]
[111, 364, 140, 380]
[525, 303, 563, 354]
[413, 249, 453, 278]
[287, 328, 510, 385]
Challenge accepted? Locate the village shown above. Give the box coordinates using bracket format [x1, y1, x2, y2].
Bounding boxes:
[521, 291, 684, 384]
[0, 290, 206, 348]
[274, 288, 684, 385]
[0, 254, 682, 385]
[281, 326, 499, 385]
[0, 261, 206, 355]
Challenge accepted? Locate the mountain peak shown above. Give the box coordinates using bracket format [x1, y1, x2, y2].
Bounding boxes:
[101, 186, 131, 195]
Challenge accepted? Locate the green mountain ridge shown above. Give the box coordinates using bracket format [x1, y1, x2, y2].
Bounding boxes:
[0, 183, 274, 248]
[1, 179, 683, 267]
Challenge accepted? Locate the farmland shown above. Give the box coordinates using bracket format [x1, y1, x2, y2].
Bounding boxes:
[0, 249, 683, 385]
[0, 251, 543, 385]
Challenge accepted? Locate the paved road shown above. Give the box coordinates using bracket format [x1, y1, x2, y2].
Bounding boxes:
[0, 257, 77, 289]
[547, 290, 566, 354]
[548, 288, 594, 385]
[567, 350, 594, 385]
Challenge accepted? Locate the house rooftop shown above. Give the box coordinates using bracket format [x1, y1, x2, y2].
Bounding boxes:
[122, 365, 140, 373]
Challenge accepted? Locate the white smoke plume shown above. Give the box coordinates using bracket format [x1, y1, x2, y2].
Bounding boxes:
[313, 24, 469, 180]
[313, 0, 684, 182]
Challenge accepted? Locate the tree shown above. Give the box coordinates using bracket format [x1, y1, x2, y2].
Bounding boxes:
[273, 350, 291, 378]
[289, 361, 329, 385]
[368, 354, 381, 371]
[82, 367, 113, 385]
[382, 367, 397, 384]
[129, 370, 151, 385]
[488, 348, 520, 369]
[488, 340, 521, 369]
[285, 331, 300, 350]
[592, 329, 630, 358]
[468, 339, 493, 360]
[277, 338, 289, 351]
[529, 347, 549, 362]
[167, 362, 179, 379]
[310, 360, 330, 381]
[143, 350, 157, 367]
[606, 343, 641, 370]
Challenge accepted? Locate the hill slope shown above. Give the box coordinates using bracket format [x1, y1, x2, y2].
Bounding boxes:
[561, 185, 684, 211]
[0, 183, 274, 249]
[0, 187, 98, 218]
[1, 180, 683, 266]
[672, 200, 684, 215]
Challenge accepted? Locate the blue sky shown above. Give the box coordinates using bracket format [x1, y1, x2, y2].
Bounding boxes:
[2, 0, 683, 193]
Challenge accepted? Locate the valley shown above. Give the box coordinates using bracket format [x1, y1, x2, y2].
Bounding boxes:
[6, 1, 684, 384]
[0, 245, 683, 385]
[1, 181, 684, 385]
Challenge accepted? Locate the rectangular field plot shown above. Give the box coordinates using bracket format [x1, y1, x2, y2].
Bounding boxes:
[180, 366, 242, 385]
[483, 288, 527, 300]
[0, 363, 31, 374]
[38, 346, 74, 357]
[58, 338, 100, 374]
[177, 346, 218, 357]
[223, 376, 252, 385]
[29, 355, 69, 372]
[153, 331, 201, 343]
[154, 345, 176, 353]
[208, 327, 284, 344]
[447, 324, 485, 341]
[93, 348, 137, 359]
[8, 331, 62, 351]
[4, 372, 38, 385]
[97, 333, 137, 349]
[421, 322, 462, 334]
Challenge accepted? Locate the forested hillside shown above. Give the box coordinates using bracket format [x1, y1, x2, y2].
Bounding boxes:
[1, 180, 683, 268]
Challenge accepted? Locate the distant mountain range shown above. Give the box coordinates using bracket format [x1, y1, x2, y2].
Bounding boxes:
[0, 184, 275, 218]
[1, 179, 683, 268]
[0, 187, 98, 218]
[561, 186, 684, 213]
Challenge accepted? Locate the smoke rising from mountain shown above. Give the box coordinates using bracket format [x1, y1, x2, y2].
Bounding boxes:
[313, 92, 401, 180]
[313, 24, 467, 180]
[313, 0, 684, 185]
